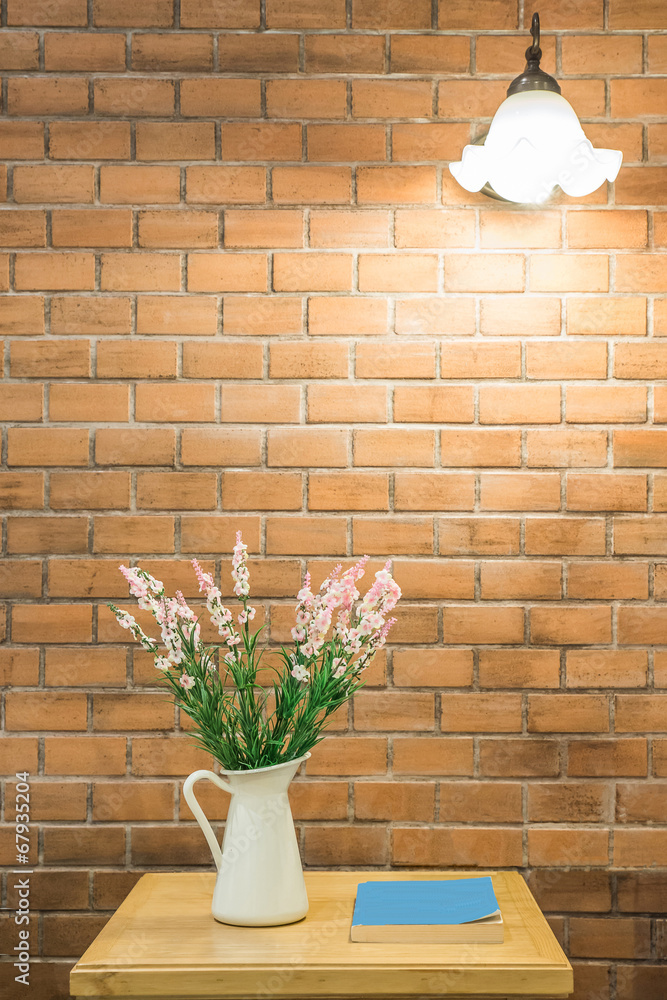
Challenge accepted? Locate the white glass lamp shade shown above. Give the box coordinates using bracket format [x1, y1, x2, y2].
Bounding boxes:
[449, 90, 622, 204]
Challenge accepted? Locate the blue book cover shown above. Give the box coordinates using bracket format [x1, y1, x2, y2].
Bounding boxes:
[352, 877, 500, 928]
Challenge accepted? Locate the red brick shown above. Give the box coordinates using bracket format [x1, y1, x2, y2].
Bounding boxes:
[393, 737, 473, 776]
[526, 341, 607, 379]
[529, 828, 609, 867]
[529, 869, 612, 912]
[138, 210, 218, 249]
[438, 516, 520, 555]
[221, 32, 299, 72]
[45, 31, 125, 71]
[394, 827, 522, 868]
[359, 254, 438, 292]
[12, 604, 92, 643]
[49, 121, 130, 160]
[531, 254, 609, 292]
[188, 253, 267, 292]
[307, 124, 386, 162]
[356, 341, 436, 379]
[445, 254, 524, 292]
[308, 384, 386, 423]
[529, 783, 610, 824]
[392, 123, 471, 161]
[266, 516, 346, 555]
[439, 79, 508, 119]
[180, 0, 258, 27]
[567, 474, 646, 512]
[0, 121, 44, 159]
[14, 164, 93, 204]
[272, 167, 351, 204]
[267, 79, 346, 120]
[531, 606, 612, 646]
[441, 781, 522, 822]
[186, 166, 266, 204]
[566, 386, 646, 423]
[224, 209, 303, 249]
[182, 78, 260, 118]
[396, 297, 475, 336]
[439, 0, 518, 29]
[94, 516, 175, 554]
[309, 472, 388, 511]
[96, 341, 177, 378]
[441, 429, 521, 467]
[615, 430, 667, 467]
[309, 296, 387, 336]
[354, 781, 434, 821]
[568, 561, 648, 600]
[476, 34, 557, 75]
[354, 428, 434, 467]
[182, 429, 261, 468]
[8, 427, 88, 467]
[51, 296, 131, 336]
[305, 826, 387, 866]
[305, 36, 384, 75]
[52, 209, 132, 248]
[47, 558, 128, 598]
[619, 607, 667, 645]
[15, 253, 95, 291]
[135, 296, 217, 336]
[567, 296, 646, 336]
[479, 649, 560, 689]
[357, 167, 437, 205]
[0, 383, 43, 420]
[136, 472, 217, 510]
[100, 253, 180, 292]
[268, 427, 347, 467]
[617, 255, 667, 292]
[481, 560, 561, 600]
[269, 340, 348, 380]
[266, 0, 344, 28]
[273, 252, 352, 292]
[8, 77, 89, 116]
[441, 693, 522, 733]
[136, 122, 215, 161]
[527, 429, 607, 469]
[7, 516, 88, 554]
[222, 124, 300, 163]
[442, 605, 524, 644]
[94, 78, 174, 117]
[306, 737, 387, 776]
[568, 739, 647, 777]
[0, 472, 44, 509]
[353, 80, 433, 119]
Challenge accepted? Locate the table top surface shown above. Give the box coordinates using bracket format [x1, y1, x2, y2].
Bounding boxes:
[70, 870, 573, 998]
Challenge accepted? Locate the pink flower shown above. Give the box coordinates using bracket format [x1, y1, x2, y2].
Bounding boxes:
[232, 531, 250, 597]
[179, 673, 195, 690]
[154, 656, 171, 672]
[192, 558, 214, 593]
[291, 660, 310, 683]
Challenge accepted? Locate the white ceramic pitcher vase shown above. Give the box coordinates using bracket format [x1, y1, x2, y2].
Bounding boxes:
[183, 753, 310, 927]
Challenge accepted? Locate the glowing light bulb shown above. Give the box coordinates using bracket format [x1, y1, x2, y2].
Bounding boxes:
[450, 90, 622, 204]
[449, 12, 623, 204]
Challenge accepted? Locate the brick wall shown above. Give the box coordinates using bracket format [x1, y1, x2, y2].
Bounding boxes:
[1, 0, 666, 997]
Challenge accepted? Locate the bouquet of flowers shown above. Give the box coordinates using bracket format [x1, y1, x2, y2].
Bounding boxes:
[110, 532, 401, 771]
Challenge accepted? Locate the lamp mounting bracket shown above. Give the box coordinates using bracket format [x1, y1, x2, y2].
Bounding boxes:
[506, 12, 561, 97]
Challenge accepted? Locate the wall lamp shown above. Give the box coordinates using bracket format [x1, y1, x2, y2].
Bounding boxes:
[449, 12, 623, 205]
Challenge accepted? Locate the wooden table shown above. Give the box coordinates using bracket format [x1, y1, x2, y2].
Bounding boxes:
[70, 870, 573, 999]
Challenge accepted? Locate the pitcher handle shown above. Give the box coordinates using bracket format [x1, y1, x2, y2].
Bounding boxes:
[183, 769, 231, 872]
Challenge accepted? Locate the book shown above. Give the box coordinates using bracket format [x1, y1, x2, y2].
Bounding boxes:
[350, 877, 503, 944]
